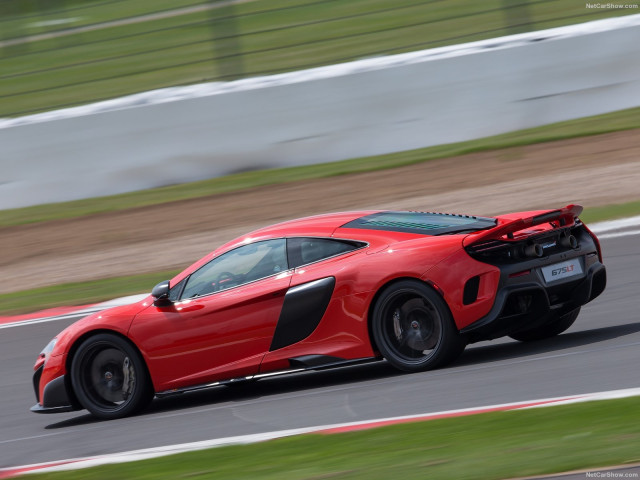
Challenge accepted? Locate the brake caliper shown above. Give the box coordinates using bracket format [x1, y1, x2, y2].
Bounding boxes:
[121, 357, 135, 400]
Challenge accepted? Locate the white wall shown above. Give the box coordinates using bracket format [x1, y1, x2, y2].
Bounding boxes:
[1, 14, 639, 209]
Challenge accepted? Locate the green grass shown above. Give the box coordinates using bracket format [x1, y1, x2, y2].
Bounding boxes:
[0, 0, 209, 41]
[0, 270, 179, 316]
[580, 200, 640, 224]
[1, 0, 635, 116]
[26, 397, 640, 479]
[2, 198, 639, 316]
[1, 106, 639, 228]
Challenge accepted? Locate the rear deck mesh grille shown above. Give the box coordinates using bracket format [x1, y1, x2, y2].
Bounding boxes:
[342, 211, 496, 236]
[362, 220, 443, 230]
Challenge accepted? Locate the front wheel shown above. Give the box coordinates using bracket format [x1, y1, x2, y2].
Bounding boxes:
[509, 307, 581, 342]
[70, 333, 153, 419]
[371, 280, 466, 372]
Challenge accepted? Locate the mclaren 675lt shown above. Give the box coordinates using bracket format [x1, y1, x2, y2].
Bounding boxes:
[32, 205, 606, 419]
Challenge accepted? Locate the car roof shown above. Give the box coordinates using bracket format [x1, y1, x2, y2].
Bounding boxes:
[219, 210, 496, 251]
[171, 210, 495, 286]
[220, 211, 380, 250]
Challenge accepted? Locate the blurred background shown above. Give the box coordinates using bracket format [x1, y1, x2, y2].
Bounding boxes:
[2, 3, 640, 477]
[0, 0, 639, 310]
[0, 0, 635, 117]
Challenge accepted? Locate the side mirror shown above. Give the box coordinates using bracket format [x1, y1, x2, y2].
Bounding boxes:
[151, 280, 172, 306]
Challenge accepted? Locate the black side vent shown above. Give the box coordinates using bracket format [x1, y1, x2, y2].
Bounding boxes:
[270, 277, 335, 351]
[463, 276, 480, 305]
[33, 364, 44, 403]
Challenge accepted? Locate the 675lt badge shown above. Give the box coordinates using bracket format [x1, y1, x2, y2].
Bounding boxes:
[541, 258, 584, 283]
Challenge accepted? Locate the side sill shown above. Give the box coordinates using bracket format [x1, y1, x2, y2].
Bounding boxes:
[155, 357, 378, 398]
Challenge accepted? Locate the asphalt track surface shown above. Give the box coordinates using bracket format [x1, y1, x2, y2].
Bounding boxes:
[1, 235, 639, 470]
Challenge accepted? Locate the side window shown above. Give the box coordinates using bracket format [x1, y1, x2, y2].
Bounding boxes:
[287, 238, 364, 268]
[181, 239, 287, 299]
[168, 277, 187, 302]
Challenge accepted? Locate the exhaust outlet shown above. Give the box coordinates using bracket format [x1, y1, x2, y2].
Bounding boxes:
[559, 234, 578, 249]
[523, 243, 544, 258]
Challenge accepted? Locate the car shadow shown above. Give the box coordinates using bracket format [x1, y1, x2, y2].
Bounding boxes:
[44, 361, 402, 429]
[144, 360, 403, 416]
[44, 412, 97, 429]
[44, 321, 640, 429]
[454, 321, 640, 367]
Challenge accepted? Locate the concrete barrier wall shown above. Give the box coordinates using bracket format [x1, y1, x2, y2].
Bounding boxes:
[1, 15, 639, 209]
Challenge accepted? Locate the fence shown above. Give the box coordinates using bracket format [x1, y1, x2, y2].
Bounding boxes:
[0, 0, 636, 118]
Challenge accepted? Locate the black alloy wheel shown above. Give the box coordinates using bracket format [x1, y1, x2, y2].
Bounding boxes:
[70, 333, 153, 419]
[372, 280, 466, 372]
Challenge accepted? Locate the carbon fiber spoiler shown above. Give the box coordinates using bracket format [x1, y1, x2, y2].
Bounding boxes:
[463, 204, 583, 247]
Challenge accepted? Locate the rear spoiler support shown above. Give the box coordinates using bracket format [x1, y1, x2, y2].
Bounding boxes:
[463, 204, 583, 247]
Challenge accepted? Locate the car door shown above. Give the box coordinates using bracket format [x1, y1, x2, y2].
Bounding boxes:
[259, 237, 367, 372]
[129, 239, 292, 391]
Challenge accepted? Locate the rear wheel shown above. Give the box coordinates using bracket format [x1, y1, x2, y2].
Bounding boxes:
[372, 280, 466, 372]
[509, 307, 581, 342]
[70, 333, 153, 419]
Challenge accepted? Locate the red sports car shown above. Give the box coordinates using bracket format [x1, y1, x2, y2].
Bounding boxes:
[32, 205, 606, 419]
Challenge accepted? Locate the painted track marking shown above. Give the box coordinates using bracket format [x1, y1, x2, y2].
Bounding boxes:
[2, 388, 640, 478]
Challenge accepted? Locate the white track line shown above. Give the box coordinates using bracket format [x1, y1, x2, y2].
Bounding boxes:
[2, 387, 640, 477]
[589, 215, 640, 234]
[598, 229, 640, 240]
[0, 310, 100, 330]
[0, 294, 148, 330]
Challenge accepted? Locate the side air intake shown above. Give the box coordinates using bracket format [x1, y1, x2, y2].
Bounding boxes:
[463, 276, 480, 305]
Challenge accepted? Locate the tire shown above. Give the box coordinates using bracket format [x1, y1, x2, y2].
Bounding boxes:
[371, 280, 466, 372]
[70, 333, 153, 419]
[509, 307, 581, 342]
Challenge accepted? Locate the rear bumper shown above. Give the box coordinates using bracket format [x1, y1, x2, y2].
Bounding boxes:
[461, 260, 606, 342]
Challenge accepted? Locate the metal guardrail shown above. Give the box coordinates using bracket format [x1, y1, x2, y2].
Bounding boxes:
[0, 0, 636, 118]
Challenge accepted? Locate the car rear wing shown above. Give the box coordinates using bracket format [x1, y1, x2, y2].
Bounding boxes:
[463, 204, 583, 247]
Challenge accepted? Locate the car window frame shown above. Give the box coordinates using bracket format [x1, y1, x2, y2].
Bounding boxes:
[176, 238, 290, 301]
[172, 237, 368, 302]
[286, 237, 368, 269]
